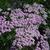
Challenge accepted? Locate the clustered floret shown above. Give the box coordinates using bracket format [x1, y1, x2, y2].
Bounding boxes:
[0, 16, 14, 35]
[0, 3, 49, 50]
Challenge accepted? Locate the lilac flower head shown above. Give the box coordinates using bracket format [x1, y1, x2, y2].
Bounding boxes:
[10, 3, 49, 50]
[0, 16, 14, 35]
[0, 2, 49, 50]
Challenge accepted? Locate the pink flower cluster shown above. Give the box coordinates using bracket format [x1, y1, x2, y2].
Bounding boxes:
[10, 9, 44, 27]
[10, 3, 49, 50]
[0, 3, 49, 50]
[0, 16, 14, 35]
[35, 35, 49, 50]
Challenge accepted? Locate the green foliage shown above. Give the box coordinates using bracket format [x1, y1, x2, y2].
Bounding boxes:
[0, 0, 50, 10]
[21, 46, 33, 50]
[48, 38, 50, 46]
[18, 0, 45, 4]
[44, 0, 50, 9]
[0, 0, 11, 10]
[0, 29, 15, 50]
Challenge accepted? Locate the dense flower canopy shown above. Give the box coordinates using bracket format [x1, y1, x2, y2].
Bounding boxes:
[0, 3, 49, 50]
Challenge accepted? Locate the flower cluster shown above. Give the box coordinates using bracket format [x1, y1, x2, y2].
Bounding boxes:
[0, 2, 49, 50]
[23, 2, 47, 19]
[10, 3, 49, 50]
[0, 16, 14, 35]
[35, 35, 49, 50]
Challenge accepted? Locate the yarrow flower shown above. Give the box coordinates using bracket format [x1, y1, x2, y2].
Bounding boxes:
[35, 35, 49, 50]
[10, 3, 49, 50]
[0, 16, 14, 35]
[0, 2, 49, 50]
